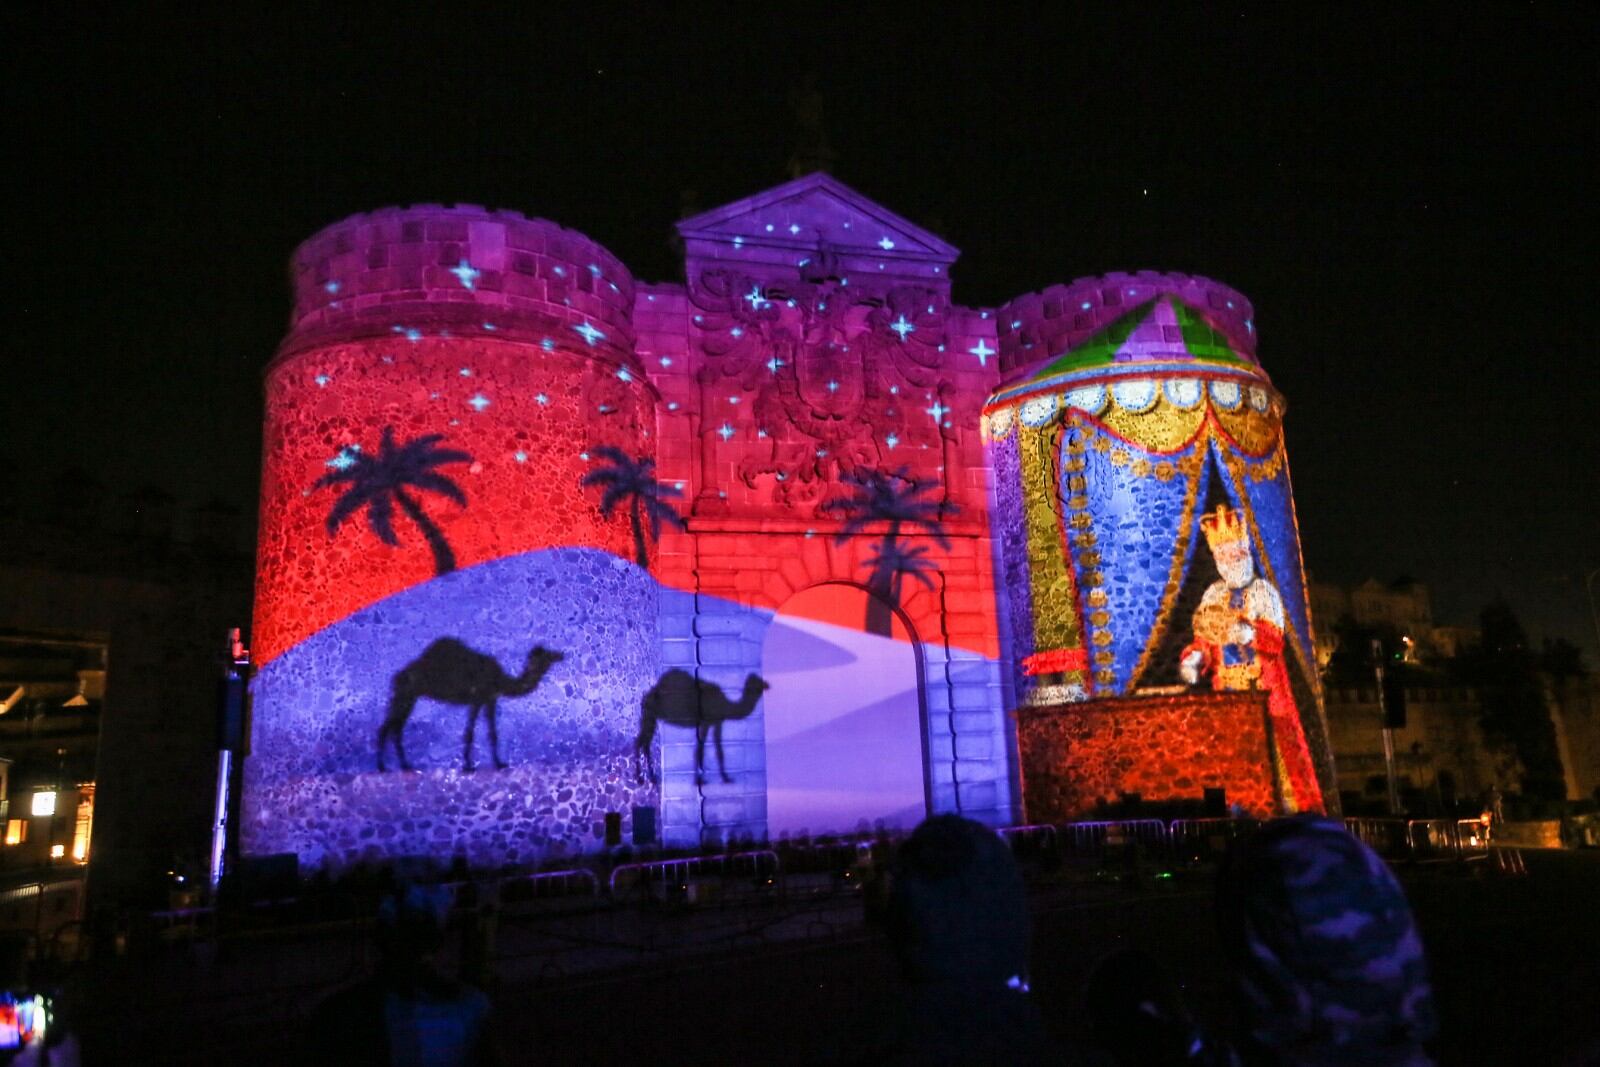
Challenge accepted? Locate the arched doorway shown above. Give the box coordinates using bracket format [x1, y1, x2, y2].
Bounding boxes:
[761, 582, 928, 838]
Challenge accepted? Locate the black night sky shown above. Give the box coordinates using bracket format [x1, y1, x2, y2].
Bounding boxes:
[7, 7, 1598, 658]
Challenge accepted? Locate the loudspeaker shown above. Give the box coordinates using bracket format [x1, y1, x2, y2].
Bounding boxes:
[604, 812, 623, 847]
[631, 806, 657, 847]
[1203, 787, 1227, 816]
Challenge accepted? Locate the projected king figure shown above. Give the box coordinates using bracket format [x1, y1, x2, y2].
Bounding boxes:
[1180, 506, 1324, 812]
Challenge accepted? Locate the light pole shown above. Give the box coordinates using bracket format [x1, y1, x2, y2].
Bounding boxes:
[1373, 639, 1401, 816]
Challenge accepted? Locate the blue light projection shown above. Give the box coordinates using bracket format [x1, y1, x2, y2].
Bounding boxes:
[325, 445, 361, 471]
[969, 340, 995, 366]
[450, 260, 481, 290]
[890, 315, 916, 340]
[573, 322, 606, 346]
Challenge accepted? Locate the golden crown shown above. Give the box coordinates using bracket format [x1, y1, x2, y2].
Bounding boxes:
[1199, 505, 1248, 548]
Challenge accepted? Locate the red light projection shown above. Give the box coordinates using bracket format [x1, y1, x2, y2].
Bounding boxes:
[254, 338, 650, 664]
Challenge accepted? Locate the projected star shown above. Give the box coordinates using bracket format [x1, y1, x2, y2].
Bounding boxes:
[744, 285, 768, 309]
[926, 401, 950, 422]
[323, 281, 341, 294]
[878, 237, 895, 250]
[885, 433, 900, 450]
[717, 422, 735, 442]
[573, 322, 606, 346]
[468, 394, 490, 412]
[314, 374, 331, 387]
[766, 357, 784, 374]
[788, 224, 801, 235]
[890, 315, 915, 340]
[450, 260, 480, 290]
[827, 380, 839, 393]
[514, 451, 527, 463]
[968, 340, 995, 366]
[616, 367, 632, 382]
[324, 445, 361, 470]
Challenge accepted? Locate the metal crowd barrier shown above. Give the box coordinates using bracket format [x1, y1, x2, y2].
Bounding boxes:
[497, 868, 601, 905]
[607, 849, 780, 899]
[1053, 819, 1171, 859]
[996, 824, 1058, 853]
[1343, 817, 1413, 858]
[1456, 819, 1491, 855]
[1168, 818, 1255, 863]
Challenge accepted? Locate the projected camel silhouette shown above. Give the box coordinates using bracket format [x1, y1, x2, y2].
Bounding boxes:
[635, 670, 770, 785]
[379, 639, 564, 773]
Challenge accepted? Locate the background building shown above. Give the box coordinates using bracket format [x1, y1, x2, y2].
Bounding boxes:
[0, 489, 252, 918]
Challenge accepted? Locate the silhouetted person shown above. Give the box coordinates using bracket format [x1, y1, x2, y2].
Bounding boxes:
[1216, 816, 1437, 1066]
[858, 815, 1058, 1065]
[1085, 948, 1235, 1066]
[311, 884, 498, 1066]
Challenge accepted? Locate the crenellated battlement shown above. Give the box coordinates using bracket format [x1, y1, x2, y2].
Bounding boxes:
[278, 205, 636, 364]
[994, 271, 1257, 377]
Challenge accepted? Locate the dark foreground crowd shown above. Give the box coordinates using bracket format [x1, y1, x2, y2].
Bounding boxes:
[305, 812, 1473, 1066]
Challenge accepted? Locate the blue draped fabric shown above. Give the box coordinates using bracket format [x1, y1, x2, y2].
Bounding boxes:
[986, 430, 1034, 699]
[1211, 442, 1315, 669]
[1071, 423, 1209, 693]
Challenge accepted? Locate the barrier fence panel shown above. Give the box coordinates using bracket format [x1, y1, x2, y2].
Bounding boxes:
[1168, 818, 1257, 863]
[1456, 819, 1491, 856]
[1344, 817, 1411, 858]
[1406, 819, 1463, 860]
[997, 824, 1058, 856]
[497, 868, 600, 906]
[1053, 820, 1171, 861]
[607, 850, 780, 900]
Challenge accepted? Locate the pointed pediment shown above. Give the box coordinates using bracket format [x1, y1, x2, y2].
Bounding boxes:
[677, 173, 959, 264]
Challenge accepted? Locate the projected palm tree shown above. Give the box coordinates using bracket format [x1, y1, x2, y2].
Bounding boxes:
[315, 427, 471, 575]
[821, 466, 953, 636]
[581, 447, 686, 568]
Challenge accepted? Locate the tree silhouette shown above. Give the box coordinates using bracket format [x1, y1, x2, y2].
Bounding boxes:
[1465, 600, 1567, 802]
[315, 427, 470, 575]
[581, 447, 686, 568]
[820, 466, 952, 636]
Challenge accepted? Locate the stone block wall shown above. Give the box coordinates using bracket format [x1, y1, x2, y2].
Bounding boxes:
[995, 272, 1258, 377]
[1017, 691, 1277, 820]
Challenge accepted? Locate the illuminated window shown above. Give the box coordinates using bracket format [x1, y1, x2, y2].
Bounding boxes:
[3, 820, 25, 845]
[30, 792, 55, 817]
[73, 789, 93, 863]
[49, 844, 65, 859]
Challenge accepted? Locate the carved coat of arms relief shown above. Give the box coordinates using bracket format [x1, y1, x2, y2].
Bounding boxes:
[687, 257, 957, 515]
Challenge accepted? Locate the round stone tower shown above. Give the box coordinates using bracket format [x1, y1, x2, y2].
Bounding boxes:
[246, 206, 661, 870]
[983, 272, 1334, 816]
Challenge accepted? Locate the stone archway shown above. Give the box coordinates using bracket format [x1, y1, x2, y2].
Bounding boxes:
[760, 582, 929, 838]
